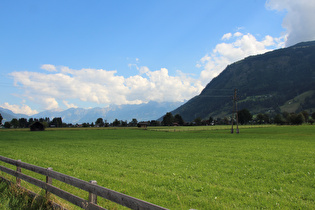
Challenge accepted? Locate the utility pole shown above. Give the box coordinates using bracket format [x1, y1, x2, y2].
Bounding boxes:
[231, 91, 235, 133]
[231, 89, 239, 134]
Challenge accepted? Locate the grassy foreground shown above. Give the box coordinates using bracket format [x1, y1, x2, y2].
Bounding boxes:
[0, 179, 55, 210]
[0, 126, 314, 209]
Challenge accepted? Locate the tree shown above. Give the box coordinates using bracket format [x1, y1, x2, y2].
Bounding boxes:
[311, 112, 315, 120]
[300, 111, 309, 123]
[82, 123, 89, 127]
[162, 112, 174, 126]
[174, 114, 184, 126]
[194, 117, 202, 126]
[256, 113, 265, 124]
[51, 117, 62, 127]
[129, 118, 138, 127]
[274, 114, 285, 125]
[121, 120, 127, 127]
[19, 118, 28, 128]
[4, 122, 11, 128]
[150, 120, 160, 126]
[113, 119, 121, 127]
[0, 113, 3, 125]
[42, 121, 49, 128]
[44, 117, 50, 123]
[10, 118, 19, 128]
[95, 118, 104, 127]
[209, 116, 214, 125]
[288, 113, 304, 125]
[28, 118, 34, 125]
[238, 109, 252, 125]
[296, 113, 305, 125]
[256, 113, 270, 124]
[282, 111, 290, 122]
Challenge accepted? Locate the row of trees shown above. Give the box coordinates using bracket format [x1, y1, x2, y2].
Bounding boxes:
[0, 115, 63, 129]
[94, 118, 139, 127]
[0, 114, 160, 129]
[1, 110, 315, 129]
[225, 109, 315, 125]
[161, 109, 315, 126]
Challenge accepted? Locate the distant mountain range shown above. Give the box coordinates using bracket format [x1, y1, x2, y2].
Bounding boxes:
[0, 101, 184, 124]
[170, 40, 315, 121]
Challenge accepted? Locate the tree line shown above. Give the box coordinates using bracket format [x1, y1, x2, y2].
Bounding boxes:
[1, 109, 315, 129]
[0, 116, 63, 129]
[161, 109, 315, 126]
[0, 114, 160, 129]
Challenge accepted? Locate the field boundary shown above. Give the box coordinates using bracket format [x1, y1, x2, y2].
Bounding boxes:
[0, 155, 168, 210]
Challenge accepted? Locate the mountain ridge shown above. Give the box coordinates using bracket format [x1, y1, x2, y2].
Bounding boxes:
[169, 40, 315, 121]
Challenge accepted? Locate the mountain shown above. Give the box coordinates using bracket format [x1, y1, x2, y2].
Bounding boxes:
[170, 40, 315, 122]
[0, 101, 184, 124]
[0, 107, 29, 122]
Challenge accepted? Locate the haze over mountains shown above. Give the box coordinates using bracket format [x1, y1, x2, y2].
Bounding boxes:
[0, 101, 184, 124]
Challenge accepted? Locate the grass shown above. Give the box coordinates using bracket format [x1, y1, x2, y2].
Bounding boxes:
[0, 125, 314, 209]
[0, 178, 55, 209]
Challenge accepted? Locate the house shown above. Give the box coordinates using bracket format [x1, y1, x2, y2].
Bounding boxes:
[137, 121, 150, 129]
[30, 122, 45, 131]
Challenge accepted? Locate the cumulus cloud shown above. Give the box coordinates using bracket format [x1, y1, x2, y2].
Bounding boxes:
[197, 32, 285, 85]
[221, 33, 232, 40]
[44, 97, 59, 110]
[0, 102, 38, 115]
[41, 64, 57, 72]
[9, 65, 204, 111]
[266, 0, 315, 46]
[234, 32, 243, 37]
[63, 100, 78, 109]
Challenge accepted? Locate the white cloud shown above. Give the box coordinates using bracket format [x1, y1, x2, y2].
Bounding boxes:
[63, 100, 78, 109]
[41, 64, 57, 72]
[234, 32, 243, 37]
[197, 32, 284, 85]
[133, 68, 203, 103]
[9, 65, 204, 111]
[0, 102, 38, 115]
[221, 33, 232, 40]
[43, 98, 59, 110]
[266, 0, 315, 46]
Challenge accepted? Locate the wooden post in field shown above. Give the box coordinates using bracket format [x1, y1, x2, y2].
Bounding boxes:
[89, 180, 97, 205]
[16, 159, 21, 186]
[46, 167, 53, 197]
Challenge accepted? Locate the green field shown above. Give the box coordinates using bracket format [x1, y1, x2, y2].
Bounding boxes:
[0, 126, 314, 209]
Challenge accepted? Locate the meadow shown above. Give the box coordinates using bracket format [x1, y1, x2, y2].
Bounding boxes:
[0, 125, 314, 209]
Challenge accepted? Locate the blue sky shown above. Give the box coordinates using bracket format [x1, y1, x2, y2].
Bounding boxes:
[1, 0, 315, 115]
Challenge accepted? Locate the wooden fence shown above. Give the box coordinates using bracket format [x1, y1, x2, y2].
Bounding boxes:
[0, 155, 168, 210]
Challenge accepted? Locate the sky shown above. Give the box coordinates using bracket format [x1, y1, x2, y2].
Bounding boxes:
[1, 0, 315, 115]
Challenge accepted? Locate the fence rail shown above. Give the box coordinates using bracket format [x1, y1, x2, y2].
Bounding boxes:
[0, 155, 168, 210]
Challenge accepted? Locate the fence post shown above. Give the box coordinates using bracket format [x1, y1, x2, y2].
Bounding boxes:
[46, 167, 53, 197]
[16, 159, 21, 186]
[89, 180, 97, 205]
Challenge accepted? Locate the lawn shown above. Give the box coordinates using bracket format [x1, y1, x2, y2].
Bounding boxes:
[0, 126, 314, 209]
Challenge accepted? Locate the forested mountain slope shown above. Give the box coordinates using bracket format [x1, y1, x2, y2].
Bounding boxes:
[171, 41, 315, 121]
